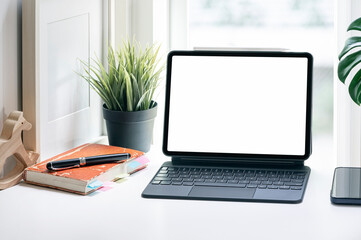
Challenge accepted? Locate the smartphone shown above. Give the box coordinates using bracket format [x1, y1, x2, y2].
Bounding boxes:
[331, 167, 361, 205]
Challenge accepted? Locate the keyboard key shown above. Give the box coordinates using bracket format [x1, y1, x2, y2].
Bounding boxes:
[213, 176, 223, 180]
[172, 178, 183, 182]
[202, 172, 212, 176]
[179, 174, 189, 178]
[268, 177, 279, 182]
[245, 173, 255, 177]
[224, 176, 234, 180]
[273, 182, 284, 186]
[261, 181, 273, 185]
[239, 180, 250, 184]
[228, 180, 239, 184]
[216, 180, 227, 183]
[151, 180, 161, 185]
[285, 182, 303, 186]
[280, 178, 291, 182]
[154, 177, 171, 181]
[250, 181, 261, 185]
[169, 174, 179, 178]
[160, 181, 171, 185]
[247, 184, 257, 188]
[202, 175, 212, 179]
[156, 173, 168, 177]
[183, 178, 194, 182]
[190, 168, 199, 172]
[204, 179, 216, 183]
[279, 186, 290, 190]
[194, 179, 204, 182]
[267, 185, 278, 189]
[291, 187, 302, 190]
[234, 177, 245, 181]
[258, 177, 268, 181]
[258, 185, 267, 189]
[201, 168, 211, 172]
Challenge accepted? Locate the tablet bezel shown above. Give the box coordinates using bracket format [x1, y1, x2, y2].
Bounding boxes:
[162, 50, 313, 164]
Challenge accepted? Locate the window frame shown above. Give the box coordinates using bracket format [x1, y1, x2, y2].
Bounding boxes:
[335, 0, 361, 166]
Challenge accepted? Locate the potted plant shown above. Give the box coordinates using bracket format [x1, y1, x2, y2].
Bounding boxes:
[79, 40, 163, 152]
[338, 17, 361, 105]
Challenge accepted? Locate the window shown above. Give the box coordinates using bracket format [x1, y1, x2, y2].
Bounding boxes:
[187, 0, 334, 139]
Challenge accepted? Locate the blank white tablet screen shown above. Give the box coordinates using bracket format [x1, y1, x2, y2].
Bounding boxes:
[167, 55, 308, 156]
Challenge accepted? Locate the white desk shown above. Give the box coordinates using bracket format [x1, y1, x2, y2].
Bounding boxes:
[1, 137, 361, 240]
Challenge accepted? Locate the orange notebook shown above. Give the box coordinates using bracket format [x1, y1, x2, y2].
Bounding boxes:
[24, 143, 144, 195]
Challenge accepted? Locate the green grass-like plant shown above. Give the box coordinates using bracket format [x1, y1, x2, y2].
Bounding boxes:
[338, 17, 361, 105]
[79, 40, 163, 111]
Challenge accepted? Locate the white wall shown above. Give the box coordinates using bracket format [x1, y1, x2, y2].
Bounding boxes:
[0, 0, 22, 177]
[0, 0, 22, 126]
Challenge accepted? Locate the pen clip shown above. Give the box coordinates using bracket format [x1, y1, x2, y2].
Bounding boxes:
[50, 164, 81, 171]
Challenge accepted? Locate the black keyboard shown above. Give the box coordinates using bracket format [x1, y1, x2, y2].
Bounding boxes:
[151, 166, 307, 190]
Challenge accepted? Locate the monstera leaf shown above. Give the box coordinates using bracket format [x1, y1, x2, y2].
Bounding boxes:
[338, 17, 361, 105]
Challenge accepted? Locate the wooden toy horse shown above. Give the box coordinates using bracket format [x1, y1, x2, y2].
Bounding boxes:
[0, 111, 39, 189]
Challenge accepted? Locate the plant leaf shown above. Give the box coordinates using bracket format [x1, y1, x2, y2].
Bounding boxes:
[339, 37, 361, 60]
[130, 73, 140, 108]
[135, 88, 152, 111]
[77, 38, 164, 112]
[348, 17, 361, 31]
[124, 70, 133, 111]
[348, 69, 361, 105]
[338, 50, 361, 83]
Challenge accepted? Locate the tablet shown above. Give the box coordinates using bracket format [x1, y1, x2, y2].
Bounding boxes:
[163, 50, 313, 165]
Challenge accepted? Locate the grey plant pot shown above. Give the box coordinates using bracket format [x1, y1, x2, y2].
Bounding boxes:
[102, 102, 157, 152]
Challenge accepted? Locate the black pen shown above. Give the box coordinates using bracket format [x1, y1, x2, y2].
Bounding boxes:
[46, 153, 131, 171]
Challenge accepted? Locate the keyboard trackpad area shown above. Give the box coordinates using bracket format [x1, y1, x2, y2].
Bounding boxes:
[188, 186, 256, 199]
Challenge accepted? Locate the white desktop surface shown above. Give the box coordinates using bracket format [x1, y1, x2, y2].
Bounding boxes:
[0, 137, 360, 240]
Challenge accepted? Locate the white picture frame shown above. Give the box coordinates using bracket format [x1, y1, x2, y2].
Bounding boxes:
[22, 0, 106, 160]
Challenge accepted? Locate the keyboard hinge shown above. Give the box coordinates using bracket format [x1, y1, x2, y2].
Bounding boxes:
[171, 157, 304, 168]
